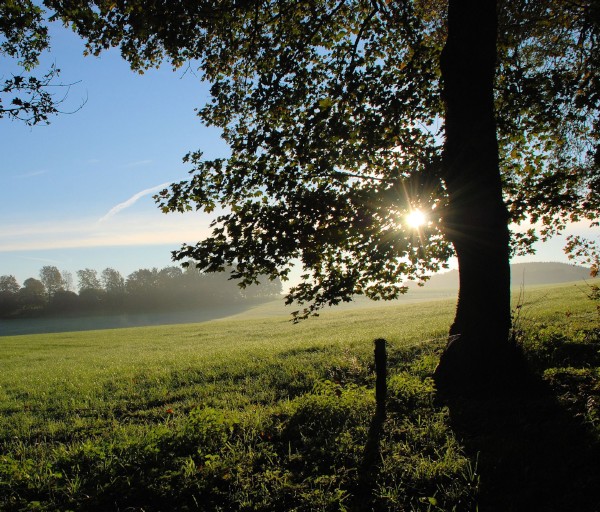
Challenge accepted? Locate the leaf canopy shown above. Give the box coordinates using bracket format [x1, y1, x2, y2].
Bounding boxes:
[45, 0, 599, 317]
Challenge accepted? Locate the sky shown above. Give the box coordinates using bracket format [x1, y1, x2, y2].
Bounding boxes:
[1, 20, 229, 285]
[0, 17, 596, 289]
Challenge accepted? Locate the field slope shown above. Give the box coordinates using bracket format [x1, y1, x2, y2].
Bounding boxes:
[1, 282, 598, 511]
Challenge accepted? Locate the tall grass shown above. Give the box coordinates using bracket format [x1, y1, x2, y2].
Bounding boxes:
[0, 282, 597, 511]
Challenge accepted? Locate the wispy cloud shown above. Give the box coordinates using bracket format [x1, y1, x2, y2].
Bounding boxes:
[21, 255, 63, 264]
[0, 211, 212, 252]
[99, 182, 171, 223]
[17, 170, 48, 178]
[124, 159, 153, 168]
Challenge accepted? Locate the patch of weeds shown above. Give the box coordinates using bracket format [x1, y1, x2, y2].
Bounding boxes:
[375, 371, 479, 512]
[544, 367, 600, 427]
[388, 372, 436, 413]
[326, 349, 372, 386]
[283, 380, 373, 456]
[521, 325, 600, 369]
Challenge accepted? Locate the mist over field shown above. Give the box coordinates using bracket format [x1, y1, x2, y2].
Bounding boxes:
[1, 262, 591, 337]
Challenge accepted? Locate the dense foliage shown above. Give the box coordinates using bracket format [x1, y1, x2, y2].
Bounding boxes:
[39, 0, 600, 321]
[0, 265, 282, 319]
[0, 0, 63, 124]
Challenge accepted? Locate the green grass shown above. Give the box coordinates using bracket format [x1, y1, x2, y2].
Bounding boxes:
[0, 282, 598, 511]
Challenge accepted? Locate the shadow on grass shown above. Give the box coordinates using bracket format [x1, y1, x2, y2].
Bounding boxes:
[350, 407, 386, 512]
[441, 376, 600, 512]
[350, 338, 388, 512]
[0, 303, 256, 336]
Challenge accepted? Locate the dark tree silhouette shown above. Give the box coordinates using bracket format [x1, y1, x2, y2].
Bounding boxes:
[0, 264, 281, 319]
[1, 1, 61, 125]
[39, 266, 64, 298]
[43, 0, 599, 389]
[18, 277, 46, 312]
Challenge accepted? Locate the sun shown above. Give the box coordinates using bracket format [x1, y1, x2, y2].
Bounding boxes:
[406, 209, 427, 229]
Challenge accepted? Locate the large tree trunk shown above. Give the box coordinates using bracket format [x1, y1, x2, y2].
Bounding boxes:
[434, 0, 516, 391]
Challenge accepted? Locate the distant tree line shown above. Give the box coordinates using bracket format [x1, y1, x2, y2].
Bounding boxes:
[0, 265, 282, 319]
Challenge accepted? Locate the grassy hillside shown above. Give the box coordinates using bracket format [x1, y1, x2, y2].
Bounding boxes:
[416, 261, 592, 291]
[0, 281, 598, 511]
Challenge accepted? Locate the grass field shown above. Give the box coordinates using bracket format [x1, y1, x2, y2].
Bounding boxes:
[1, 282, 598, 511]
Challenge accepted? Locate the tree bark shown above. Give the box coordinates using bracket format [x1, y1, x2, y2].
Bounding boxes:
[434, 0, 515, 391]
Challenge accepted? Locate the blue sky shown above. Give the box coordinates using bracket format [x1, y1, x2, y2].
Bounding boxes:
[1, 20, 228, 285]
[0, 18, 594, 288]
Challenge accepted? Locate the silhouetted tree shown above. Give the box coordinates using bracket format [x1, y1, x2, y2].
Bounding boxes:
[18, 277, 46, 312]
[101, 267, 125, 295]
[0, 275, 20, 294]
[0, 275, 20, 317]
[62, 270, 74, 292]
[39, 266, 64, 298]
[75, 268, 105, 311]
[2, 263, 281, 318]
[48, 290, 79, 314]
[47, 0, 599, 389]
[77, 268, 102, 293]
[125, 268, 160, 294]
[125, 268, 161, 310]
[0, 1, 61, 125]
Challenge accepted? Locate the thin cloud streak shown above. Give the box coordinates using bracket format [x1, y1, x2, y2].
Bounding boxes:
[0, 212, 211, 252]
[21, 255, 63, 264]
[124, 159, 153, 168]
[17, 170, 48, 178]
[99, 182, 171, 223]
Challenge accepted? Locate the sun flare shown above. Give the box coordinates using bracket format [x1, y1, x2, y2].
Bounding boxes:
[406, 209, 427, 229]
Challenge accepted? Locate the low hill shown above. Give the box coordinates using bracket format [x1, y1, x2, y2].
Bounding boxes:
[417, 261, 593, 291]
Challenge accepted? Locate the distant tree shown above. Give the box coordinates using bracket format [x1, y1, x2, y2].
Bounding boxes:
[18, 277, 46, 311]
[101, 267, 125, 294]
[158, 266, 183, 285]
[62, 270, 74, 292]
[48, 289, 79, 314]
[77, 268, 102, 293]
[0, 275, 20, 294]
[76, 268, 104, 310]
[39, 265, 64, 297]
[77, 287, 105, 311]
[125, 268, 161, 309]
[125, 268, 160, 295]
[0, 275, 20, 317]
[243, 277, 284, 300]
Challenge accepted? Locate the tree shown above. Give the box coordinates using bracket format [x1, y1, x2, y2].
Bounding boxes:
[1, 0, 60, 125]
[39, 265, 64, 297]
[242, 277, 284, 300]
[47, 0, 599, 389]
[76, 268, 105, 311]
[62, 270, 74, 292]
[125, 268, 160, 295]
[0, 275, 20, 294]
[0, 275, 20, 317]
[48, 289, 79, 313]
[18, 277, 46, 311]
[101, 267, 125, 295]
[77, 268, 102, 293]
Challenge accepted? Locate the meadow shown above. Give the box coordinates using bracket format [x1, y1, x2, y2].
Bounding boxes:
[1, 282, 598, 511]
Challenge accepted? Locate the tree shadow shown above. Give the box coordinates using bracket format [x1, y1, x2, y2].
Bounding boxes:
[441, 375, 600, 512]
